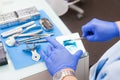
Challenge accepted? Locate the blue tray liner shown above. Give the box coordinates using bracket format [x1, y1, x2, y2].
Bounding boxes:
[0, 10, 63, 69]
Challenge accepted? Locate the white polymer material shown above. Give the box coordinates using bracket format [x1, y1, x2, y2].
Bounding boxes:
[31, 49, 41, 62]
[0, 0, 87, 80]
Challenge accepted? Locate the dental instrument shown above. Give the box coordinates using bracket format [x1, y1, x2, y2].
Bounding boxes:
[1, 21, 35, 37]
[18, 33, 54, 42]
[5, 30, 43, 46]
[0, 7, 40, 29]
[22, 24, 37, 33]
[25, 39, 47, 44]
[23, 43, 41, 62]
[17, 7, 40, 22]
[39, 18, 53, 31]
[13, 29, 43, 38]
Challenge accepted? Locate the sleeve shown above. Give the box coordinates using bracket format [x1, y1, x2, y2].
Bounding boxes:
[97, 60, 120, 80]
[89, 40, 120, 80]
[89, 63, 97, 80]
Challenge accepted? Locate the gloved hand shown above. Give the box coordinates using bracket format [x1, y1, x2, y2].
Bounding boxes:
[41, 37, 83, 76]
[82, 18, 120, 42]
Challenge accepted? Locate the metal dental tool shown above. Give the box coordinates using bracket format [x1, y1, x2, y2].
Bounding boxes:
[1, 21, 35, 37]
[22, 24, 37, 33]
[18, 33, 54, 42]
[0, 7, 40, 29]
[13, 29, 43, 38]
[5, 32, 53, 47]
[25, 39, 47, 44]
[23, 43, 40, 62]
[0, 11, 18, 29]
[16, 7, 40, 22]
[5, 30, 43, 47]
[1, 27, 23, 38]
[73, 37, 84, 40]
[39, 18, 53, 31]
[15, 33, 53, 46]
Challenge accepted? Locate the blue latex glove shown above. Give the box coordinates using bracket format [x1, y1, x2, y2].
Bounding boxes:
[41, 37, 83, 76]
[82, 18, 119, 42]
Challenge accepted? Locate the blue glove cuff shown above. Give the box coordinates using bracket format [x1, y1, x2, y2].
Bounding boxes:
[113, 22, 120, 37]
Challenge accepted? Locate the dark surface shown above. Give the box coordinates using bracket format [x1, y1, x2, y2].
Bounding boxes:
[60, 0, 120, 66]
[0, 45, 8, 66]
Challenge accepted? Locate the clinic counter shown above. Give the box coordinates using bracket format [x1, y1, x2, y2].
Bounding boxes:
[0, 0, 89, 80]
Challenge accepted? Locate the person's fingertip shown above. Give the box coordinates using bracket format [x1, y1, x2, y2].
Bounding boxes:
[82, 33, 86, 37]
[86, 36, 95, 42]
[74, 50, 83, 59]
[45, 36, 51, 41]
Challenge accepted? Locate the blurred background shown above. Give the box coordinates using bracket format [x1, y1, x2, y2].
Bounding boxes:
[59, 0, 120, 66]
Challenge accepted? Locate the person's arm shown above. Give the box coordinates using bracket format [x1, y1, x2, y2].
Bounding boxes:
[40, 37, 83, 80]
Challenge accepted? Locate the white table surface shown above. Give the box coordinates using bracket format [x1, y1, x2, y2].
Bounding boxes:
[0, 0, 86, 80]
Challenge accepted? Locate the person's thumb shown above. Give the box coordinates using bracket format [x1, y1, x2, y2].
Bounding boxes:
[74, 50, 83, 59]
[86, 35, 95, 42]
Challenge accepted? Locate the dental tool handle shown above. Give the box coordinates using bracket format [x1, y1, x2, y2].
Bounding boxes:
[1, 27, 23, 37]
[18, 33, 54, 42]
[18, 30, 43, 37]
[22, 24, 37, 33]
[31, 49, 40, 61]
[1, 21, 35, 37]
[74, 37, 84, 40]
[18, 21, 35, 28]
[25, 39, 47, 44]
